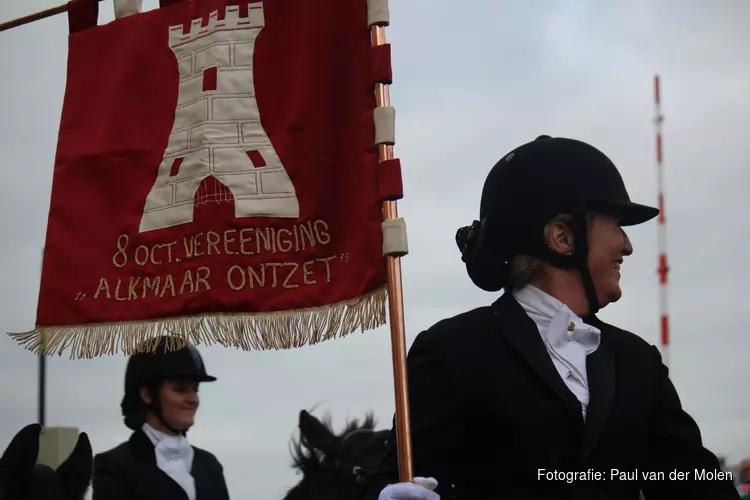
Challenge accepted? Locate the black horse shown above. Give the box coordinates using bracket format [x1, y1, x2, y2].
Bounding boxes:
[0, 423, 92, 500]
[283, 409, 390, 500]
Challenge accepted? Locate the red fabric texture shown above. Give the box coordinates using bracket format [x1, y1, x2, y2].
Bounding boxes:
[67, 0, 98, 34]
[38, 0, 385, 328]
[371, 43, 392, 85]
[377, 158, 403, 201]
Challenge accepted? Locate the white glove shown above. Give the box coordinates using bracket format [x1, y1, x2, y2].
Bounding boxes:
[378, 477, 440, 500]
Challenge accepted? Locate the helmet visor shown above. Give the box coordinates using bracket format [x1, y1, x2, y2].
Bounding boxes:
[589, 200, 660, 227]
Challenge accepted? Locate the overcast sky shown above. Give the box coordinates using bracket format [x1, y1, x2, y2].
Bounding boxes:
[1, 0, 749, 498]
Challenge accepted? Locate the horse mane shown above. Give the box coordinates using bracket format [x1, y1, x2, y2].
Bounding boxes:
[288, 411, 377, 476]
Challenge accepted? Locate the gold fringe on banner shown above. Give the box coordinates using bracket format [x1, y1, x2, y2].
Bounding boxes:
[8, 286, 387, 359]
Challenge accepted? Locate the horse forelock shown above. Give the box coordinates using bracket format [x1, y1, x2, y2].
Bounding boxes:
[288, 412, 380, 475]
[341, 413, 377, 435]
[284, 410, 388, 500]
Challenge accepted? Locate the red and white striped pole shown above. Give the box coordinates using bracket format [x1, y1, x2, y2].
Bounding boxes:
[654, 74, 669, 368]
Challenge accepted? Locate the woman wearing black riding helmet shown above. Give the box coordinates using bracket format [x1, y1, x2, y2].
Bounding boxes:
[92, 335, 230, 500]
[360, 136, 739, 500]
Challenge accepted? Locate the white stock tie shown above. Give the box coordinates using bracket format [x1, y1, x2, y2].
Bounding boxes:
[543, 306, 601, 388]
[142, 424, 196, 500]
[513, 285, 602, 418]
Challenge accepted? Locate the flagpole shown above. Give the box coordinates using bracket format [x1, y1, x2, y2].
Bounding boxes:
[38, 352, 46, 426]
[370, 22, 414, 482]
[37, 243, 48, 427]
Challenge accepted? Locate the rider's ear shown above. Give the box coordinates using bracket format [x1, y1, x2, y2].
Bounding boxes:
[139, 385, 153, 404]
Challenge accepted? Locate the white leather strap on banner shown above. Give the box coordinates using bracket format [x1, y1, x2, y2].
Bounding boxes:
[367, 0, 390, 27]
[374, 106, 395, 146]
[382, 218, 408, 257]
[114, 0, 142, 19]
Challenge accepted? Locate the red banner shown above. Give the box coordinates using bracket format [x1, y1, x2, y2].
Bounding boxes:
[10, 0, 400, 358]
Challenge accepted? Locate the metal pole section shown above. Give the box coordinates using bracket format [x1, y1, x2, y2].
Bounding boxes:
[38, 245, 47, 427]
[38, 353, 46, 426]
[370, 25, 414, 481]
[653, 74, 669, 368]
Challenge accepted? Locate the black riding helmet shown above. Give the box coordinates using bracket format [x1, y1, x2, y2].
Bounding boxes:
[120, 335, 217, 435]
[456, 135, 659, 316]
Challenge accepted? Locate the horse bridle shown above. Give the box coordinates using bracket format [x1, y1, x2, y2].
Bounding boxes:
[329, 434, 389, 484]
[329, 436, 460, 499]
[330, 460, 377, 484]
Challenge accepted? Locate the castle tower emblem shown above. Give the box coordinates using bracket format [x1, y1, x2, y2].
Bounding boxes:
[140, 2, 299, 233]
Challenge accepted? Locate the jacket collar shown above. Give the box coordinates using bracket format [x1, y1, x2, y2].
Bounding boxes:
[491, 292, 614, 463]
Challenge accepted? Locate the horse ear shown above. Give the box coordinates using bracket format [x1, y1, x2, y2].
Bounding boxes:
[0, 423, 41, 481]
[298, 410, 337, 454]
[56, 432, 93, 499]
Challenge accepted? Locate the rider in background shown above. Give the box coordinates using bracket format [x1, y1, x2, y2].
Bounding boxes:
[92, 335, 230, 500]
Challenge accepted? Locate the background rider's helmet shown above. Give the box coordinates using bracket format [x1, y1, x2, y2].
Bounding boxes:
[120, 335, 217, 435]
[456, 135, 659, 315]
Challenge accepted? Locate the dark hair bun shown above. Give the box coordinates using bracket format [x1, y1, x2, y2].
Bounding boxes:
[455, 219, 509, 292]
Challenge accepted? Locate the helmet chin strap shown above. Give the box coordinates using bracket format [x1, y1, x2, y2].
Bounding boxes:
[534, 211, 600, 317]
[569, 211, 601, 318]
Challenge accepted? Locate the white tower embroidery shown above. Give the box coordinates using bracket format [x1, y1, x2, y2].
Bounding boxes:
[140, 2, 299, 233]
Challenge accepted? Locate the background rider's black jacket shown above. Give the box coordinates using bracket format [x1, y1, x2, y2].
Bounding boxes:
[92, 429, 231, 500]
[358, 292, 739, 500]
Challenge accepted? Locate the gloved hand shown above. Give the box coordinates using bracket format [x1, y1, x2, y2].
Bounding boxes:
[378, 477, 440, 499]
